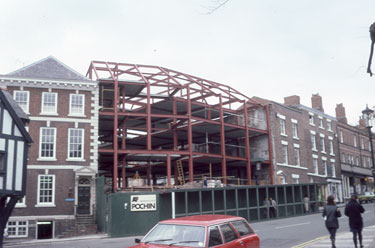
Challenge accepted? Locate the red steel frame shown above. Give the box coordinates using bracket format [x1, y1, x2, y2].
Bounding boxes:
[87, 61, 273, 191]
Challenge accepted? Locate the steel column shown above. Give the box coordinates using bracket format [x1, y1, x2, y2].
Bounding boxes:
[167, 154, 172, 187]
[243, 101, 251, 185]
[265, 105, 274, 184]
[220, 95, 227, 184]
[113, 78, 119, 192]
[187, 86, 194, 182]
[121, 157, 126, 189]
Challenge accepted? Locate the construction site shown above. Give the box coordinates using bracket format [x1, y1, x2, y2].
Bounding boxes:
[87, 61, 273, 192]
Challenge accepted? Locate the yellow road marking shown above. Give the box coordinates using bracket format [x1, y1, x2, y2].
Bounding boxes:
[291, 235, 330, 248]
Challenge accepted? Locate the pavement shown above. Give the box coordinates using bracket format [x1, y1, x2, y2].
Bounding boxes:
[293, 225, 375, 248]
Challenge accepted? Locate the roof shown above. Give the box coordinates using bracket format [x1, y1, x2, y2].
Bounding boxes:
[0, 90, 32, 143]
[159, 215, 244, 226]
[6, 56, 91, 82]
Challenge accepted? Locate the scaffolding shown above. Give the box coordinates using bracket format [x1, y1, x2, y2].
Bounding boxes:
[87, 61, 273, 192]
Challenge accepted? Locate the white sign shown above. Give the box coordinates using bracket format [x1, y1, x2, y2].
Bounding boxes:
[130, 195, 157, 211]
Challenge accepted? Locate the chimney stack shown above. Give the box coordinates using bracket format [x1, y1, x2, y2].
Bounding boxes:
[335, 103, 347, 123]
[311, 93, 324, 112]
[284, 95, 300, 106]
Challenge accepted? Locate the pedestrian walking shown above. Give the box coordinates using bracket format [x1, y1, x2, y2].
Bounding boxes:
[269, 197, 277, 218]
[303, 194, 310, 213]
[322, 195, 341, 248]
[263, 197, 270, 218]
[345, 194, 365, 248]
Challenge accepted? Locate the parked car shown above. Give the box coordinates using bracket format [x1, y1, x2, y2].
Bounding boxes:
[129, 214, 260, 248]
[358, 192, 375, 204]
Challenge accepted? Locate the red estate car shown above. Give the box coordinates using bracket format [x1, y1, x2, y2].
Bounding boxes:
[129, 215, 260, 248]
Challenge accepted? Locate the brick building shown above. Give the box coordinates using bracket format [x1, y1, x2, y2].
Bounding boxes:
[335, 103, 374, 199]
[0, 57, 99, 239]
[253, 94, 342, 202]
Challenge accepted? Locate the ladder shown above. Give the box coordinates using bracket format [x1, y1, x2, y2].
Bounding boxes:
[177, 160, 185, 185]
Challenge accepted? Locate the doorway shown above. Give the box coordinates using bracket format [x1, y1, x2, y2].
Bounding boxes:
[37, 221, 53, 239]
[77, 186, 90, 214]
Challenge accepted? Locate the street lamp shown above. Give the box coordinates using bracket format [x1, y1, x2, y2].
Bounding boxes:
[362, 105, 375, 194]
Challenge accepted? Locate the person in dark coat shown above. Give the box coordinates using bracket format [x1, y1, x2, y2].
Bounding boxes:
[345, 194, 365, 248]
[322, 195, 341, 248]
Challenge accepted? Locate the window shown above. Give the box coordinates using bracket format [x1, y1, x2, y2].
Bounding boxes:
[340, 131, 343, 143]
[369, 141, 372, 151]
[309, 114, 314, 125]
[356, 157, 359, 166]
[320, 136, 325, 152]
[327, 164, 336, 177]
[208, 226, 223, 247]
[368, 157, 372, 168]
[361, 138, 365, 149]
[220, 224, 237, 243]
[322, 160, 327, 176]
[6, 221, 28, 237]
[311, 134, 317, 150]
[279, 176, 286, 184]
[280, 119, 286, 135]
[327, 121, 332, 131]
[282, 145, 288, 164]
[362, 157, 366, 168]
[231, 221, 253, 236]
[294, 148, 300, 166]
[291, 175, 299, 184]
[69, 94, 85, 115]
[313, 158, 318, 174]
[41, 92, 57, 114]
[37, 175, 55, 205]
[342, 153, 346, 163]
[329, 140, 334, 155]
[39, 128, 56, 159]
[13, 91, 29, 114]
[354, 135, 357, 147]
[292, 123, 298, 138]
[68, 129, 84, 159]
[318, 117, 324, 128]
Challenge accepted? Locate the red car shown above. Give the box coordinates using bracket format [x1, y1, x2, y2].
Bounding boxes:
[129, 214, 260, 248]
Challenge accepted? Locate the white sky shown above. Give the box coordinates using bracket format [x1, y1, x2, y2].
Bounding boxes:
[1, 0, 374, 125]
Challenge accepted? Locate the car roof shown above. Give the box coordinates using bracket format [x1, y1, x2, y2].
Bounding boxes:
[159, 215, 245, 226]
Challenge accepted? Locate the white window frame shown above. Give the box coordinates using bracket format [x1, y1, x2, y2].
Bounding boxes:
[368, 157, 372, 167]
[41, 92, 58, 115]
[69, 94, 85, 116]
[318, 117, 324, 129]
[311, 134, 317, 150]
[36, 174, 56, 207]
[320, 135, 326, 153]
[322, 159, 327, 176]
[313, 158, 319, 174]
[362, 157, 366, 167]
[309, 113, 315, 126]
[67, 128, 84, 160]
[38, 127, 57, 160]
[281, 144, 288, 164]
[356, 156, 359, 166]
[294, 147, 300, 166]
[342, 153, 346, 163]
[280, 119, 286, 136]
[340, 130, 343, 143]
[353, 135, 357, 147]
[13, 90, 30, 114]
[6, 220, 28, 238]
[327, 120, 332, 131]
[329, 139, 334, 155]
[361, 138, 365, 149]
[292, 123, 298, 139]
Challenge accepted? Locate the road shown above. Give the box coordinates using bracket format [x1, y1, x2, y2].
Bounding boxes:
[4, 203, 375, 248]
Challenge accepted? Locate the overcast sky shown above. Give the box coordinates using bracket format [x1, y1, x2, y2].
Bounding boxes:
[1, 0, 374, 125]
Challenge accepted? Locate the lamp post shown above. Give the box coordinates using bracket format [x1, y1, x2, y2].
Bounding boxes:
[362, 105, 375, 194]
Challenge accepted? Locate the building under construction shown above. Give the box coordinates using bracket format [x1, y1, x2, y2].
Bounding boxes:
[87, 61, 272, 191]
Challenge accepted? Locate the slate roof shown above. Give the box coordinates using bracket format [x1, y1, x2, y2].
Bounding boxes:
[6, 56, 91, 82]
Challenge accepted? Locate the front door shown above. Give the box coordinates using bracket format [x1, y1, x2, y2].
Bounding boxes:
[77, 186, 90, 214]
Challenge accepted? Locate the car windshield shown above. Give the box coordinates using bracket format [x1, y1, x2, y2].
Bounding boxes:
[142, 224, 205, 247]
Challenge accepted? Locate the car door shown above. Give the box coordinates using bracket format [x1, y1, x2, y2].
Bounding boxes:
[218, 223, 245, 248]
[230, 220, 259, 248]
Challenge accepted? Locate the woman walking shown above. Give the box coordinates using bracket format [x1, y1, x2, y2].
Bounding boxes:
[345, 194, 365, 248]
[322, 195, 341, 248]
